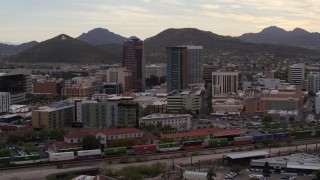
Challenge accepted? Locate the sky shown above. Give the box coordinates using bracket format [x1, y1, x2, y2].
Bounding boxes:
[1, 0, 319, 44]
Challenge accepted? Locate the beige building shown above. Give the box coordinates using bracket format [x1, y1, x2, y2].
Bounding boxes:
[140, 114, 192, 131]
[166, 90, 203, 114]
[145, 64, 166, 78]
[288, 63, 305, 86]
[32, 104, 75, 129]
[95, 67, 132, 91]
[61, 86, 94, 98]
[212, 71, 239, 95]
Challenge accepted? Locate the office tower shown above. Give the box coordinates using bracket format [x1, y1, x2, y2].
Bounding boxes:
[212, 71, 239, 95]
[288, 63, 305, 85]
[166, 46, 203, 93]
[0, 92, 10, 114]
[0, 69, 31, 104]
[122, 36, 145, 92]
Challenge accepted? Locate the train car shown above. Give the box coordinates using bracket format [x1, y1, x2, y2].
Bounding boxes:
[315, 129, 320, 137]
[158, 142, 181, 152]
[104, 147, 127, 156]
[274, 132, 290, 140]
[253, 134, 273, 142]
[295, 130, 312, 139]
[77, 149, 101, 158]
[12, 155, 40, 164]
[233, 136, 253, 145]
[132, 144, 157, 154]
[0, 157, 10, 166]
[208, 138, 228, 148]
[49, 152, 75, 161]
[181, 140, 203, 151]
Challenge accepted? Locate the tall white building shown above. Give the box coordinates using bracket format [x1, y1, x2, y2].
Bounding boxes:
[306, 72, 320, 93]
[288, 63, 305, 86]
[0, 92, 10, 114]
[212, 71, 239, 95]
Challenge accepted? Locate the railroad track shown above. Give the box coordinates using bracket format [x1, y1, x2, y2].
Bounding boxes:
[1, 137, 319, 171]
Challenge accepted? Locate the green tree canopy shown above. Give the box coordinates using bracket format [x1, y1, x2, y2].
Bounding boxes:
[82, 135, 100, 150]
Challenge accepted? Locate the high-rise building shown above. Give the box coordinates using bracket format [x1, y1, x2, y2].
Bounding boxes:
[202, 64, 216, 84]
[306, 72, 320, 93]
[212, 71, 239, 95]
[0, 69, 31, 104]
[288, 63, 305, 86]
[0, 92, 10, 114]
[166, 46, 203, 93]
[122, 36, 145, 92]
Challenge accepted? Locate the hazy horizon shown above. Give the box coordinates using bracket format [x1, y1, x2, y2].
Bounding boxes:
[1, 0, 319, 44]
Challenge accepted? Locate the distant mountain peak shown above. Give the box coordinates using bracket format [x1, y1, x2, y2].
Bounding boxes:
[239, 26, 320, 49]
[77, 28, 127, 45]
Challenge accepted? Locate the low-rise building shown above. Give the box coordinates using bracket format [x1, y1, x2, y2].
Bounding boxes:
[166, 90, 203, 114]
[63, 127, 144, 147]
[140, 114, 192, 131]
[61, 86, 94, 98]
[0, 125, 33, 141]
[32, 102, 75, 129]
[32, 79, 63, 96]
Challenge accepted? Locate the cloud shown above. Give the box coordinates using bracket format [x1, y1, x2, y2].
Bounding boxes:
[199, 4, 221, 10]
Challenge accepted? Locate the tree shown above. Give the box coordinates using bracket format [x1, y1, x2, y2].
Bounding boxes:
[207, 166, 216, 180]
[262, 162, 271, 174]
[159, 76, 166, 84]
[145, 75, 160, 88]
[285, 137, 294, 146]
[261, 138, 273, 147]
[82, 135, 100, 150]
[0, 148, 10, 156]
[315, 169, 320, 179]
[231, 165, 242, 174]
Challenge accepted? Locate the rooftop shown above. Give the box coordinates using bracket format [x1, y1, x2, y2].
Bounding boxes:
[64, 128, 143, 139]
[161, 128, 246, 139]
[142, 114, 191, 120]
[224, 150, 269, 159]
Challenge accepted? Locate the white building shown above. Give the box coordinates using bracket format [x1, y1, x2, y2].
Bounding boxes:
[0, 92, 10, 114]
[316, 91, 320, 115]
[145, 64, 166, 78]
[306, 72, 320, 93]
[212, 71, 239, 95]
[95, 67, 132, 91]
[243, 78, 289, 91]
[140, 114, 192, 131]
[289, 63, 305, 86]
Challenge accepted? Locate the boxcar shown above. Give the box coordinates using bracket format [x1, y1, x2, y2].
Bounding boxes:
[181, 141, 203, 150]
[104, 147, 127, 156]
[208, 138, 228, 147]
[274, 132, 290, 140]
[49, 152, 74, 161]
[234, 136, 253, 145]
[253, 134, 273, 142]
[77, 149, 101, 158]
[12, 155, 40, 164]
[133, 144, 157, 154]
[158, 142, 181, 152]
[0, 157, 10, 166]
[295, 130, 312, 139]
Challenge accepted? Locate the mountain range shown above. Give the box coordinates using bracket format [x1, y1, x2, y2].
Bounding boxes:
[239, 26, 320, 49]
[1, 26, 320, 63]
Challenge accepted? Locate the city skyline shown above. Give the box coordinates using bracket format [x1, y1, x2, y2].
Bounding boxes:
[1, 0, 320, 43]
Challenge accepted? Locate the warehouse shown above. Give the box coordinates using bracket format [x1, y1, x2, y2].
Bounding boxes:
[223, 151, 269, 166]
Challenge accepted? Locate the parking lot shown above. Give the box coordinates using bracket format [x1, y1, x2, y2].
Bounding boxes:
[231, 170, 315, 180]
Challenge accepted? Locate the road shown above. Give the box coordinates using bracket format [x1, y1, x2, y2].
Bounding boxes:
[2, 143, 320, 180]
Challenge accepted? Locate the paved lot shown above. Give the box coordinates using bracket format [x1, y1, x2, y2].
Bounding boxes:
[233, 170, 314, 180]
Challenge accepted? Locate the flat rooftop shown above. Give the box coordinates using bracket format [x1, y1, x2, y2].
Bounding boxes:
[224, 151, 269, 159]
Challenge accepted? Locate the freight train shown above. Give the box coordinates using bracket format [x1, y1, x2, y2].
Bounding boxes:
[0, 129, 317, 166]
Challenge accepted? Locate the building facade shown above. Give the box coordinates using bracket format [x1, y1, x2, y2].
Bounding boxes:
[166, 46, 203, 93]
[288, 63, 305, 86]
[316, 91, 320, 115]
[0, 92, 10, 114]
[212, 71, 239, 95]
[140, 114, 192, 131]
[122, 36, 145, 92]
[202, 64, 216, 84]
[145, 64, 167, 78]
[99, 83, 123, 95]
[95, 67, 132, 91]
[166, 90, 203, 114]
[306, 72, 320, 93]
[32, 80, 63, 96]
[0, 69, 32, 104]
[32, 103, 75, 129]
[61, 86, 94, 98]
